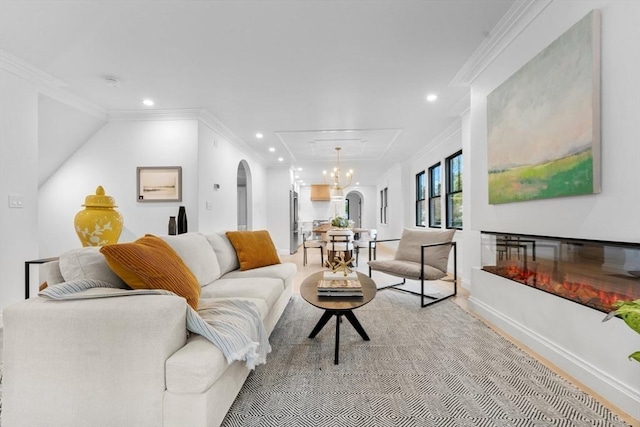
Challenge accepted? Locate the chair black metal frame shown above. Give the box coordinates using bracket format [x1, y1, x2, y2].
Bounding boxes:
[354, 232, 377, 267]
[368, 238, 457, 308]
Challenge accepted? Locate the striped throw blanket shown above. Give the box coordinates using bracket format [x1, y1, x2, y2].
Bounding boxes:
[40, 279, 271, 369]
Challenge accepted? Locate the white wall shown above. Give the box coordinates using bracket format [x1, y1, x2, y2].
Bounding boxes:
[197, 124, 268, 233]
[374, 164, 406, 242]
[0, 70, 39, 313]
[298, 186, 333, 224]
[351, 186, 378, 230]
[38, 119, 200, 259]
[468, 0, 640, 419]
[266, 166, 293, 254]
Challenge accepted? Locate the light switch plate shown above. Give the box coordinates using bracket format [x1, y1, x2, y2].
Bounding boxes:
[206, 201, 213, 210]
[9, 194, 24, 208]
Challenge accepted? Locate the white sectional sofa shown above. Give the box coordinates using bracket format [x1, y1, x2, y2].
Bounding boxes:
[2, 232, 296, 427]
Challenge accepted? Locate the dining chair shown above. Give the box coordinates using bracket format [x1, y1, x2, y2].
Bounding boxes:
[302, 230, 325, 266]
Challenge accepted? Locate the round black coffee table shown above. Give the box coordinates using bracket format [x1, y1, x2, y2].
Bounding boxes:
[300, 271, 377, 364]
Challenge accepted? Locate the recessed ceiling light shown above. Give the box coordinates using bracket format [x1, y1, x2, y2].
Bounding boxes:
[256, 133, 263, 139]
[426, 94, 438, 102]
[297, 167, 303, 171]
[143, 99, 154, 106]
[356, 182, 360, 186]
[269, 147, 276, 152]
[278, 157, 284, 162]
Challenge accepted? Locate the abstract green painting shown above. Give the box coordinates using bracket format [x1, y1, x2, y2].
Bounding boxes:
[487, 10, 601, 204]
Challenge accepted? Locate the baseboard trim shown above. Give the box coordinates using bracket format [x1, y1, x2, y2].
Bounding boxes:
[469, 296, 640, 421]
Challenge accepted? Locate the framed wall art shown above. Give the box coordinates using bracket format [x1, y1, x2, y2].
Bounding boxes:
[137, 166, 182, 202]
[487, 10, 601, 204]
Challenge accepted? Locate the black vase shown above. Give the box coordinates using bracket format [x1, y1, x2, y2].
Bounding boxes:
[168, 216, 177, 235]
[177, 206, 188, 234]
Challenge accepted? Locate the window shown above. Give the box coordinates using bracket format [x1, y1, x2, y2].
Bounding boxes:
[345, 198, 350, 219]
[380, 187, 388, 224]
[446, 151, 463, 229]
[428, 163, 442, 228]
[416, 171, 426, 226]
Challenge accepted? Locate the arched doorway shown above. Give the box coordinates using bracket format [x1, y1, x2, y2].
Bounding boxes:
[345, 190, 363, 228]
[237, 161, 253, 230]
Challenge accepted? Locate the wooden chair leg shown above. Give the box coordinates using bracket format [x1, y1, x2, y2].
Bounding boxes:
[303, 246, 307, 266]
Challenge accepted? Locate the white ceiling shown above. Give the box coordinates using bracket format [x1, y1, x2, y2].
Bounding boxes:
[0, 0, 514, 186]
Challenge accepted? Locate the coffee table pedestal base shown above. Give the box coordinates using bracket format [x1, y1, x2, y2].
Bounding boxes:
[308, 309, 370, 364]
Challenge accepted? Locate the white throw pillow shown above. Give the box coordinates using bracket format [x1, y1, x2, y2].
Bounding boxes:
[59, 246, 128, 287]
[161, 232, 221, 285]
[205, 233, 240, 275]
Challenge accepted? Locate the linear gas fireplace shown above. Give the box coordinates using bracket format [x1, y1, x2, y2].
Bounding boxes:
[481, 231, 640, 313]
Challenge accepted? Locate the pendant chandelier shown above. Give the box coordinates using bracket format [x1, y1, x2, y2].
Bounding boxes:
[323, 147, 353, 196]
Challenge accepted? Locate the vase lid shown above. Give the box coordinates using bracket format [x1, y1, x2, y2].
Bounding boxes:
[83, 186, 117, 208]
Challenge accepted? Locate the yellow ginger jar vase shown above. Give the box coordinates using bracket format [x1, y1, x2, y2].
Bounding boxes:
[74, 186, 123, 247]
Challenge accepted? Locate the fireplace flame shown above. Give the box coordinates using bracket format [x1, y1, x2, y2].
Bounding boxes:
[484, 264, 637, 313]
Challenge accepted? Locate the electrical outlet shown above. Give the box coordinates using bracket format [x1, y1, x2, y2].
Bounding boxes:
[8, 194, 24, 208]
[206, 201, 213, 210]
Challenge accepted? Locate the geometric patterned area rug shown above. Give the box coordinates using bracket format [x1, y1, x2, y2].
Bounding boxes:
[222, 291, 631, 427]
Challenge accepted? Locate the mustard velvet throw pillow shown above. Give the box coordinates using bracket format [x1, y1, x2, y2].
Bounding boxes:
[100, 234, 201, 309]
[225, 230, 281, 271]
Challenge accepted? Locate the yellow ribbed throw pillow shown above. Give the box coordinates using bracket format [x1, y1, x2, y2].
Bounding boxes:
[100, 234, 200, 309]
[226, 230, 281, 271]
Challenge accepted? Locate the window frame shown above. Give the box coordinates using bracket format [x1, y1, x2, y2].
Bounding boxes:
[380, 187, 388, 225]
[416, 171, 426, 227]
[428, 162, 442, 228]
[445, 150, 463, 230]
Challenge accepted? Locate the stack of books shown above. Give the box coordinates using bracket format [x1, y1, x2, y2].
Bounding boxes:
[317, 272, 363, 297]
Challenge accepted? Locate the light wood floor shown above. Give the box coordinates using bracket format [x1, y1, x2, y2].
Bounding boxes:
[282, 244, 639, 427]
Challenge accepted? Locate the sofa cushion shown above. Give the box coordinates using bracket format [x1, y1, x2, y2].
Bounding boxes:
[222, 262, 296, 289]
[165, 297, 268, 394]
[205, 233, 240, 275]
[161, 233, 221, 285]
[200, 278, 284, 308]
[226, 230, 281, 271]
[395, 228, 455, 273]
[368, 259, 447, 280]
[100, 234, 200, 309]
[59, 247, 128, 288]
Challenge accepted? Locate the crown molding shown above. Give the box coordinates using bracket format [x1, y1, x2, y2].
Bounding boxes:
[1, 49, 67, 88]
[449, 0, 553, 87]
[414, 119, 462, 163]
[108, 108, 202, 121]
[198, 109, 266, 164]
[448, 91, 471, 117]
[39, 87, 108, 121]
[109, 108, 266, 164]
[1, 49, 108, 120]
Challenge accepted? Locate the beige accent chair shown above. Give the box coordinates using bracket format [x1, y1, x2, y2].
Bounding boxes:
[354, 228, 377, 266]
[368, 228, 457, 307]
[302, 230, 325, 266]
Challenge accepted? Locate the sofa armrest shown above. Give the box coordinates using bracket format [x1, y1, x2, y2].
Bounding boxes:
[3, 293, 188, 427]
